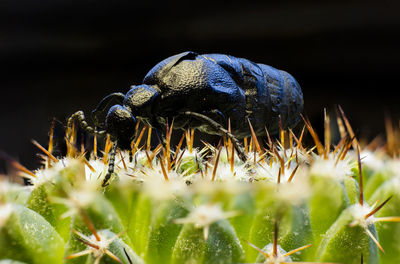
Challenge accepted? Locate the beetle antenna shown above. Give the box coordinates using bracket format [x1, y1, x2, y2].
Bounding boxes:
[102, 141, 118, 187]
[68, 111, 106, 136]
[91, 92, 125, 127]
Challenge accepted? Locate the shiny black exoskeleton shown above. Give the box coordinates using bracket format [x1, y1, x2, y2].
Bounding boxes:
[68, 51, 304, 185]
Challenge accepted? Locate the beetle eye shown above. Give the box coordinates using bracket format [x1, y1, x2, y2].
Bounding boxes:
[105, 105, 136, 149]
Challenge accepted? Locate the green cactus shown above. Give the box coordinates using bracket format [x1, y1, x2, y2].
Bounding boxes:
[1, 113, 400, 264]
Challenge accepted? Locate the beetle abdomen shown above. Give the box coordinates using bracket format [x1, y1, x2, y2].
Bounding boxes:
[258, 64, 303, 135]
[204, 54, 303, 136]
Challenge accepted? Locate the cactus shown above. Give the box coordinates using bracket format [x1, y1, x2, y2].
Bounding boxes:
[1, 111, 400, 264]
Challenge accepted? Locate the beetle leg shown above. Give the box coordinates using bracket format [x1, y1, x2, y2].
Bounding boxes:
[149, 117, 168, 149]
[67, 111, 106, 136]
[182, 111, 247, 162]
[155, 128, 168, 147]
[208, 109, 227, 124]
[102, 141, 118, 187]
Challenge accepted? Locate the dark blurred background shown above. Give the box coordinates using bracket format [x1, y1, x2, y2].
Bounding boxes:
[1, 0, 399, 170]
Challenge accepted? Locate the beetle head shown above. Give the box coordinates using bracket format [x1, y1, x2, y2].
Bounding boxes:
[105, 105, 137, 150]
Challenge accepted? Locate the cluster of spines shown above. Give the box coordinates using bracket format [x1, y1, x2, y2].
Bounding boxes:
[1, 107, 400, 263]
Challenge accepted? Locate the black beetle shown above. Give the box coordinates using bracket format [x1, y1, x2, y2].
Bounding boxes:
[68, 51, 303, 186]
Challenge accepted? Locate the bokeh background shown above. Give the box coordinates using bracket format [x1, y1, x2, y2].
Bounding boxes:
[1, 0, 400, 170]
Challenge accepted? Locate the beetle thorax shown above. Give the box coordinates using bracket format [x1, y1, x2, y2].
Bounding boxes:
[123, 84, 160, 120]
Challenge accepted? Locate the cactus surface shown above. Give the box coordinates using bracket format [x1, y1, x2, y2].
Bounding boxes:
[1, 113, 400, 264]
